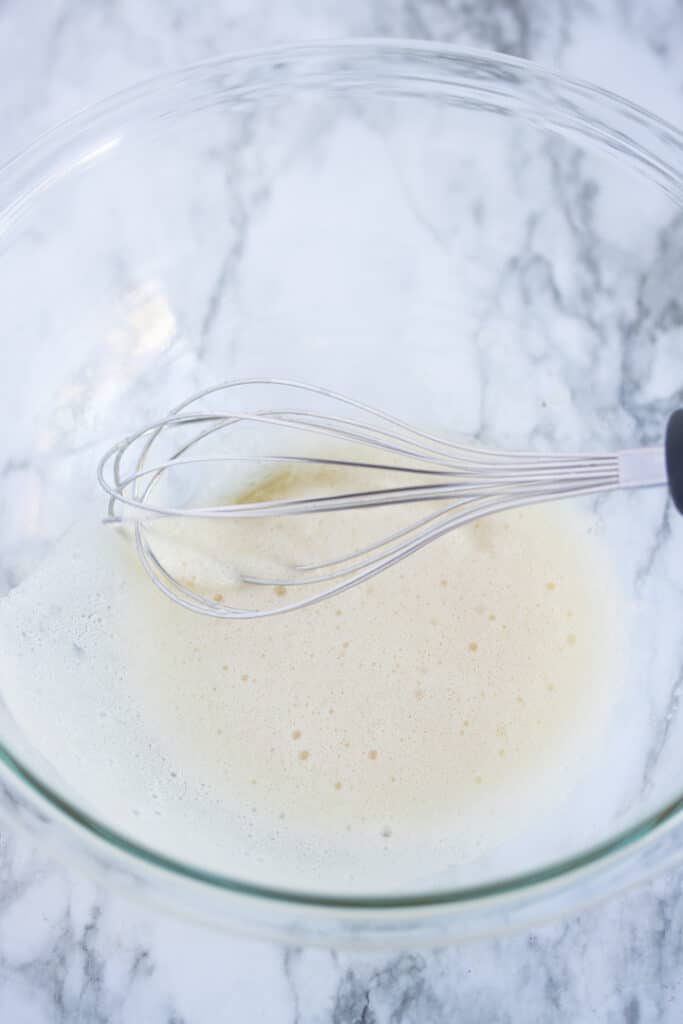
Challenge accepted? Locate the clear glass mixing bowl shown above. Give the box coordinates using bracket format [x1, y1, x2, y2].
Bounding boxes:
[1, 40, 683, 947]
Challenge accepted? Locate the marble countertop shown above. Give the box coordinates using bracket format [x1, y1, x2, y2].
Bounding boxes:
[2, 1, 683, 1021]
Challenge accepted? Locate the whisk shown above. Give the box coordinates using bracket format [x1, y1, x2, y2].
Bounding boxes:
[97, 378, 683, 619]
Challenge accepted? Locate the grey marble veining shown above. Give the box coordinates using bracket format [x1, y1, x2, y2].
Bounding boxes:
[2, 1, 683, 1021]
[3, 812, 683, 1023]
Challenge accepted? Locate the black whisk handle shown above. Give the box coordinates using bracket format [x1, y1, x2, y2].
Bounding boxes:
[666, 410, 683, 515]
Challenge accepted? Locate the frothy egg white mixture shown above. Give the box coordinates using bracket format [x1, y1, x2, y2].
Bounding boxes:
[0, 464, 621, 892]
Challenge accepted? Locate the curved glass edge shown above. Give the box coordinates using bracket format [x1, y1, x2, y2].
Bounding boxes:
[1, 727, 683, 925]
[1, 40, 683, 225]
[0, 39, 682, 918]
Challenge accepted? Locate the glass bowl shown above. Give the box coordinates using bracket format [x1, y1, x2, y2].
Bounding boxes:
[1, 40, 683, 947]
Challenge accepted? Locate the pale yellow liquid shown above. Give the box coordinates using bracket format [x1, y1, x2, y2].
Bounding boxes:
[0, 465, 621, 892]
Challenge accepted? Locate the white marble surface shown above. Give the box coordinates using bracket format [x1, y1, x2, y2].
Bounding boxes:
[2, 1, 683, 1021]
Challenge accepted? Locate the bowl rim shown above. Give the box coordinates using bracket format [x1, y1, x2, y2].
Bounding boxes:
[1, 36, 683, 917]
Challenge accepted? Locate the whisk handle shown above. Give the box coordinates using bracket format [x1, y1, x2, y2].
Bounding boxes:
[666, 410, 683, 515]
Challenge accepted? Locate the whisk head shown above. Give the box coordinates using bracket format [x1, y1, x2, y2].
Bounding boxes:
[97, 378, 621, 619]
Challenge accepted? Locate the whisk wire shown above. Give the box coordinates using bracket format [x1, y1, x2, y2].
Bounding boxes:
[97, 378, 667, 619]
